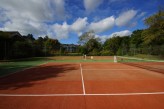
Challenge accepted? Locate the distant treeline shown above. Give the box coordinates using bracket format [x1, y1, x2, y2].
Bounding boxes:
[0, 33, 61, 60]
[78, 10, 164, 56]
[0, 10, 164, 60]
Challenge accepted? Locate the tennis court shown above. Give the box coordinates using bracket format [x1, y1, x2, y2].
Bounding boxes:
[0, 56, 164, 109]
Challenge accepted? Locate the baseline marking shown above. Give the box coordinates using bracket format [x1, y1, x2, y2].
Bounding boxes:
[80, 63, 86, 95]
[0, 94, 83, 97]
[86, 92, 164, 96]
[0, 92, 164, 96]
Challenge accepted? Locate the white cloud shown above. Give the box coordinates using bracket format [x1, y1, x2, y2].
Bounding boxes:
[51, 22, 70, 39]
[47, 16, 131, 40]
[0, 0, 56, 22]
[71, 17, 88, 33]
[47, 16, 115, 39]
[48, 17, 88, 39]
[51, 0, 66, 20]
[116, 10, 137, 26]
[0, 0, 135, 42]
[89, 16, 115, 33]
[0, 18, 48, 35]
[96, 30, 132, 42]
[110, 30, 132, 37]
[0, 0, 66, 36]
[84, 0, 103, 12]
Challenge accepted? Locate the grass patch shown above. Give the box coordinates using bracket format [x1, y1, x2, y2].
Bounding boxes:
[0, 57, 49, 77]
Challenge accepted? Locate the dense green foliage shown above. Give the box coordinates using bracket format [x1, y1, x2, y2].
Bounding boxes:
[142, 10, 164, 45]
[0, 33, 61, 60]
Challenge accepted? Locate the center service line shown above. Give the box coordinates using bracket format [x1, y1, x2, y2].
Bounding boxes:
[80, 63, 86, 95]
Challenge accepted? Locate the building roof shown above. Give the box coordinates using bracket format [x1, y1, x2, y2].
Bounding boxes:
[0, 31, 22, 37]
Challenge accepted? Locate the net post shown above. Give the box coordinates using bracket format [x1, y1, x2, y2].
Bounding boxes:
[114, 55, 117, 63]
[84, 54, 86, 60]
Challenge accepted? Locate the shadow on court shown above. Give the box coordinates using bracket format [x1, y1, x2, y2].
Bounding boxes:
[0, 64, 78, 90]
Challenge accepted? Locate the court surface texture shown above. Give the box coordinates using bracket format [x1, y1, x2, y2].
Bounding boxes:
[0, 62, 164, 109]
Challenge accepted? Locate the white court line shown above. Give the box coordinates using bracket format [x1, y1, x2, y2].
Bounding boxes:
[86, 92, 164, 96]
[82, 69, 143, 71]
[80, 63, 86, 95]
[0, 94, 83, 97]
[0, 92, 164, 96]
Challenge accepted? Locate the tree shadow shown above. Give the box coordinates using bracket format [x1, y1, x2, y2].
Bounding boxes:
[0, 64, 79, 90]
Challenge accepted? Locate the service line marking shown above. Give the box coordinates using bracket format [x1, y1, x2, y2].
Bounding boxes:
[0, 92, 164, 97]
[80, 63, 86, 95]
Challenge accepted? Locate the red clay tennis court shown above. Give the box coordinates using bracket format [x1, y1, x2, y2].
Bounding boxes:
[0, 62, 164, 109]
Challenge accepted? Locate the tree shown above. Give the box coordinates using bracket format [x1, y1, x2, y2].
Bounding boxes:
[77, 30, 102, 55]
[77, 45, 87, 54]
[33, 37, 44, 56]
[118, 36, 130, 55]
[12, 41, 34, 58]
[45, 38, 61, 55]
[142, 10, 164, 45]
[78, 30, 95, 45]
[103, 36, 122, 55]
[130, 30, 143, 48]
[23, 34, 35, 41]
[44, 35, 49, 41]
[86, 38, 102, 55]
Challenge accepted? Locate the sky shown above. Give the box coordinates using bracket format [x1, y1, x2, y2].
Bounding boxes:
[0, 0, 163, 44]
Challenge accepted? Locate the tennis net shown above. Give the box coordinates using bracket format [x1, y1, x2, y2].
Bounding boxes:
[116, 56, 164, 74]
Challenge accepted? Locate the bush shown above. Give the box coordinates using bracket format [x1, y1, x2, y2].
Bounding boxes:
[88, 49, 100, 56]
[100, 50, 114, 56]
